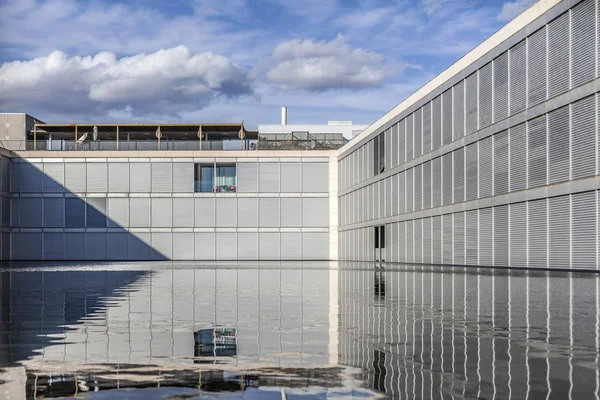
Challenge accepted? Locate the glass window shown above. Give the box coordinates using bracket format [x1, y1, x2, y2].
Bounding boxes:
[195, 163, 236, 192]
[215, 163, 236, 192]
[195, 164, 214, 192]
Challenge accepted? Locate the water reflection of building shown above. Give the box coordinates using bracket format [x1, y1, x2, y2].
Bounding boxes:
[338, 262, 600, 398]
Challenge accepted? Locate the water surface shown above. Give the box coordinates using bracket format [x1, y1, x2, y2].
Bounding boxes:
[0, 262, 598, 399]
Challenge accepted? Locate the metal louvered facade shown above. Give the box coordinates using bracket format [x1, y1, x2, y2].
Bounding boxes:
[338, 0, 600, 271]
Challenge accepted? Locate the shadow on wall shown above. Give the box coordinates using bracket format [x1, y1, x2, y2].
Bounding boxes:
[10, 156, 168, 261]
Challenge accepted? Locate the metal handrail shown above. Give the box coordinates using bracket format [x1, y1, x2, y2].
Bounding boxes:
[0, 140, 258, 151]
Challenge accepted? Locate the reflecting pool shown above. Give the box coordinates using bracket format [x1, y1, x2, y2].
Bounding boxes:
[0, 262, 599, 399]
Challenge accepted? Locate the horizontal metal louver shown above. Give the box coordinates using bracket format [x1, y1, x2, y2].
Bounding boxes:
[494, 130, 509, 195]
[548, 12, 570, 97]
[432, 215, 442, 264]
[571, 0, 596, 88]
[466, 73, 478, 135]
[548, 106, 570, 184]
[465, 209, 478, 265]
[414, 109, 422, 158]
[385, 128, 392, 172]
[414, 218, 422, 263]
[571, 191, 597, 269]
[527, 115, 547, 188]
[453, 80, 465, 139]
[510, 40, 527, 115]
[479, 62, 493, 128]
[527, 198, 547, 268]
[478, 136, 493, 198]
[406, 168, 413, 213]
[432, 157, 442, 208]
[442, 89, 453, 145]
[406, 114, 414, 162]
[398, 120, 406, 166]
[423, 102, 432, 154]
[392, 174, 399, 216]
[442, 153, 453, 206]
[494, 51, 509, 122]
[407, 220, 414, 263]
[466, 143, 478, 201]
[527, 26, 547, 106]
[571, 95, 596, 179]
[442, 213, 453, 264]
[414, 164, 422, 211]
[494, 205, 509, 266]
[386, 176, 393, 217]
[423, 161, 431, 210]
[432, 95, 442, 151]
[455, 211, 467, 265]
[549, 195, 570, 269]
[510, 123, 527, 192]
[479, 208, 493, 266]
[509, 202, 527, 268]
[398, 221, 406, 263]
[423, 217, 432, 264]
[454, 147, 465, 203]
[398, 171, 406, 215]
[391, 124, 399, 169]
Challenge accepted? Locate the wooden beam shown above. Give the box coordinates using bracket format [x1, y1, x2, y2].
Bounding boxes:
[33, 124, 37, 150]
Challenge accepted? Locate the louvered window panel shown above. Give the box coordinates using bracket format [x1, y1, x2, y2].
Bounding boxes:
[414, 109, 422, 158]
[463, 210, 476, 265]
[454, 147, 465, 203]
[442, 153, 453, 206]
[494, 51, 509, 122]
[386, 176, 393, 217]
[398, 222, 406, 263]
[398, 119, 406, 166]
[494, 130, 509, 195]
[479, 62, 493, 128]
[442, 89, 453, 145]
[527, 27, 547, 106]
[455, 212, 466, 265]
[414, 164, 422, 211]
[423, 161, 431, 209]
[432, 157, 442, 208]
[415, 219, 422, 263]
[406, 114, 414, 162]
[407, 220, 414, 263]
[466, 74, 478, 135]
[549, 195, 570, 269]
[527, 115, 547, 188]
[479, 137, 493, 198]
[548, 106, 570, 184]
[432, 95, 442, 150]
[433, 215, 442, 264]
[510, 202, 527, 268]
[479, 208, 493, 266]
[572, 95, 596, 179]
[510, 40, 527, 115]
[423, 217, 432, 264]
[406, 168, 413, 213]
[571, 0, 595, 88]
[385, 128, 392, 171]
[494, 205, 509, 266]
[442, 214, 453, 264]
[392, 174, 399, 216]
[572, 191, 597, 269]
[466, 143, 478, 201]
[453, 80, 465, 139]
[398, 171, 406, 215]
[548, 12, 570, 97]
[528, 198, 547, 268]
[423, 102, 432, 154]
[510, 123, 527, 192]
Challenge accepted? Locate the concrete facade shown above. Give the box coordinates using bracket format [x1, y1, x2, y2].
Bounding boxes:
[338, 0, 600, 269]
[8, 151, 336, 261]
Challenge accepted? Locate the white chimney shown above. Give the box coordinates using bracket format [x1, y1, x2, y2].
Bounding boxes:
[281, 107, 287, 125]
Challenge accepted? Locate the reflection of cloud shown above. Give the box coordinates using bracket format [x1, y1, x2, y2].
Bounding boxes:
[0, 46, 252, 118]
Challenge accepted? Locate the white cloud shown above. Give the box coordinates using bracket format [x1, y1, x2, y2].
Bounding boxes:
[498, 0, 536, 21]
[0, 46, 252, 118]
[422, 0, 450, 16]
[264, 34, 394, 91]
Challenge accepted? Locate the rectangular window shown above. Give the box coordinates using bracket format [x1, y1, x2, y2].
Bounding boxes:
[194, 163, 237, 192]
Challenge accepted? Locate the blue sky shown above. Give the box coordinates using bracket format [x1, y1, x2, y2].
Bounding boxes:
[0, 0, 535, 128]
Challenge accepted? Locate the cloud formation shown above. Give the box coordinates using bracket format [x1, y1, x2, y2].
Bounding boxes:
[498, 0, 535, 21]
[264, 35, 392, 91]
[0, 46, 252, 118]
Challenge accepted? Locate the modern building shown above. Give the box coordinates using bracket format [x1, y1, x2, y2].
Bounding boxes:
[1, 0, 600, 269]
[338, 0, 600, 270]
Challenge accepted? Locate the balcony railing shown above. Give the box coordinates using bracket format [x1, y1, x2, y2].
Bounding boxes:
[0, 140, 256, 151]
